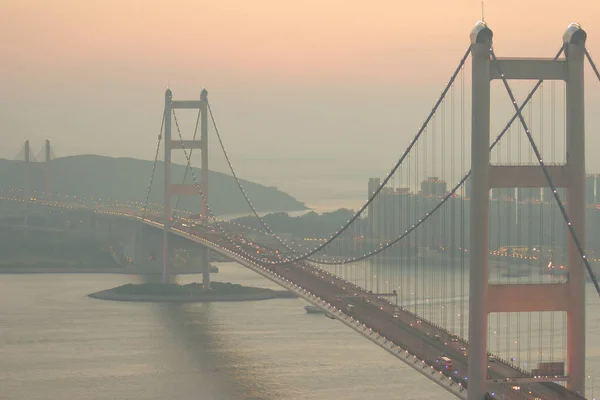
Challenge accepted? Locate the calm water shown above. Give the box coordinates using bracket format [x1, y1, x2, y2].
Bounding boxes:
[2, 263, 600, 399]
[0, 264, 453, 400]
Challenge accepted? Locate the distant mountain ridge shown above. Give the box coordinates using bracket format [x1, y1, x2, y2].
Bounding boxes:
[0, 155, 306, 215]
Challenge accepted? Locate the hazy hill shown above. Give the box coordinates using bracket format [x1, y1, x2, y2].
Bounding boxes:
[0, 155, 306, 215]
[232, 209, 355, 238]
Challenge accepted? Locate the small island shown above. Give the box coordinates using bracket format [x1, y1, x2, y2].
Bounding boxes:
[88, 281, 298, 303]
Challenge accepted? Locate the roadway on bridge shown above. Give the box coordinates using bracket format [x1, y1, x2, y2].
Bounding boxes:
[167, 220, 582, 400]
[268, 262, 544, 400]
[23, 204, 579, 400]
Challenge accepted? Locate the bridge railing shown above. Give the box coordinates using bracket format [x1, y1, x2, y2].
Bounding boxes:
[312, 264, 534, 378]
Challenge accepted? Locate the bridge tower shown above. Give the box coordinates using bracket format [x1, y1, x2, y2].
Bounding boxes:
[44, 139, 51, 199]
[162, 89, 211, 285]
[22, 139, 32, 226]
[468, 22, 587, 399]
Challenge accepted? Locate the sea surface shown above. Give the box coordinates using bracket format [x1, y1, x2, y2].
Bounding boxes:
[1, 264, 451, 400]
[1, 263, 600, 400]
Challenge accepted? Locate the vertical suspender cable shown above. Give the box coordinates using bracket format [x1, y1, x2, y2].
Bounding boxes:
[491, 49, 600, 296]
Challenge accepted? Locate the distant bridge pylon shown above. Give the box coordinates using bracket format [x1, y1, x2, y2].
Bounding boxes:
[161, 89, 210, 285]
[15, 140, 55, 223]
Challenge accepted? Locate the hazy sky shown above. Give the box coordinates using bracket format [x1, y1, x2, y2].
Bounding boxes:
[2, 0, 600, 190]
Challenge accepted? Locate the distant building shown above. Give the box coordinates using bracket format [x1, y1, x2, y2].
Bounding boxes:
[517, 187, 541, 202]
[596, 174, 600, 205]
[365, 179, 600, 260]
[367, 178, 381, 235]
[492, 188, 515, 200]
[587, 174, 597, 206]
[420, 177, 447, 197]
[368, 178, 380, 203]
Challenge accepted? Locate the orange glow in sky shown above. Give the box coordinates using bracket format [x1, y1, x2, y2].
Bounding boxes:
[3, 0, 599, 84]
[1, 0, 600, 172]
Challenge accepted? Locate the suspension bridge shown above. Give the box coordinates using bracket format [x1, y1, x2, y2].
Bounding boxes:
[2, 21, 600, 400]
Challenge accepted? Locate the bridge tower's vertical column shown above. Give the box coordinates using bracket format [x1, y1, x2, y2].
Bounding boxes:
[163, 89, 173, 283]
[200, 89, 209, 220]
[468, 21, 493, 400]
[200, 89, 210, 289]
[564, 23, 587, 395]
[161, 89, 210, 285]
[44, 139, 51, 200]
[23, 139, 31, 227]
[200, 89, 211, 289]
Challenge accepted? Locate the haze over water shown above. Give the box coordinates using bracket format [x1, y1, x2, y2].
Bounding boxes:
[0, 265, 445, 400]
[2, 263, 600, 400]
[3, 1, 600, 398]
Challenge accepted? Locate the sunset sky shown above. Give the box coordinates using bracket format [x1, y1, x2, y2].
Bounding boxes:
[2, 0, 600, 192]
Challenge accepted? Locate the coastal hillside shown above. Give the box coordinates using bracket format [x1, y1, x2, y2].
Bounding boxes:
[0, 155, 306, 215]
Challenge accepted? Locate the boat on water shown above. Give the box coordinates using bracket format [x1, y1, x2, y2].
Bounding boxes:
[304, 305, 326, 314]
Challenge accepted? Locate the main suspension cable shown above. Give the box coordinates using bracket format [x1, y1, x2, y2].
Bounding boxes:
[200, 75, 553, 267]
[170, 110, 289, 264]
[585, 49, 600, 83]
[207, 48, 472, 263]
[187, 46, 564, 268]
[141, 113, 164, 219]
[267, 46, 566, 265]
[199, 46, 566, 266]
[491, 48, 600, 297]
[207, 102, 302, 253]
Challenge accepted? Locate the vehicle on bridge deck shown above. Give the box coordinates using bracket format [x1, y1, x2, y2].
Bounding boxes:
[437, 356, 453, 370]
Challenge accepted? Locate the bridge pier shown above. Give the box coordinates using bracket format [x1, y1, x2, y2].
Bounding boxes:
[188, 247, 211, 289]
[125, 222, 164, 274]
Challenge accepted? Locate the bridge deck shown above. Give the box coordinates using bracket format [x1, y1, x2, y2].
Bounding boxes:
[0, 198, 583, 400]
[139, 215, 583, 400]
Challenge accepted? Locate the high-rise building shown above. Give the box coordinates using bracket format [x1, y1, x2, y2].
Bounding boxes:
[367, 178, 381, 235]
[586, 174, 596, 206]
[517, 187, 541, 202]
[420, 177, 447, 197]
[492, 188, 515, 200]
[368, 178, 380, 201]
[594, 174, 600, 204]
[366, 178, 415, 244]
